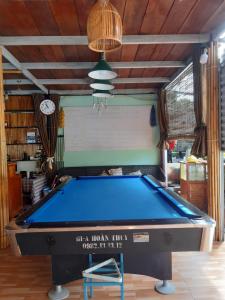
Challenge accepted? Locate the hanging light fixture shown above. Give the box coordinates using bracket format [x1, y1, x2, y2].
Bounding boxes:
[92, 89, 113, 98]
[92, 89, 113, 112]
[90, 79, 114, 90]
[88, 52, 117, 80]
[87, 0, 122, 53]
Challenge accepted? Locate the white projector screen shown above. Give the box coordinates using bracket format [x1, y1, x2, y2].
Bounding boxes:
[64, 106, 152, 151]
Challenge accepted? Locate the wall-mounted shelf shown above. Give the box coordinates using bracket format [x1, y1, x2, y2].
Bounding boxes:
[5, 96, 42, 161]
[5, 126, 38, 129]
[7, 143, 41, 146]
[5, 110, 35, 113]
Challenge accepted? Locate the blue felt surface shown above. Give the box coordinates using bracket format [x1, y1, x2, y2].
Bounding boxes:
[25, 176, 189, 224]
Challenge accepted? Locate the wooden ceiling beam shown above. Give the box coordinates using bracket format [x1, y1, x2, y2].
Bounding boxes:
[3, 61, 185, 70]
[1, 47, 47, 93]
[0, 34, 210, 46]
[114, 77, 170, 84]
[4, 77, 170, 85]
[5, 88, 158, 96]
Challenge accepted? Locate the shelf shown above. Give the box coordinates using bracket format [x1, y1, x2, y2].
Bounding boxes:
[7, 143, 41, 146]
[5, 110, 35, 113]
[5, 126, 38, 129]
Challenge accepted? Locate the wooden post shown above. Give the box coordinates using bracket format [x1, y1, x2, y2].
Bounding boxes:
[0, 47, 9, 248]
[207, 41, 223, 241]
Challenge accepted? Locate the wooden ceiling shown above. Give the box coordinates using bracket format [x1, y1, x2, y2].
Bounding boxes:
[1, 0, 225, 95]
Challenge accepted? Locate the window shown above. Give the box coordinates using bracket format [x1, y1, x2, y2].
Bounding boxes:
[172, 139, 194, 163]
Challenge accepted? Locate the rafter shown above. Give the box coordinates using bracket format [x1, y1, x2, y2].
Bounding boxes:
[0, 34, 210, 46]
[3, 61, 185, 70]
[1, 47, 47, 93]
[4, 77, 170, 85]
[5, 88, 158, 96]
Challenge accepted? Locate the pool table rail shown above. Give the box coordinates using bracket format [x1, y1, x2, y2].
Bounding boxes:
[6, 215, 215, 257]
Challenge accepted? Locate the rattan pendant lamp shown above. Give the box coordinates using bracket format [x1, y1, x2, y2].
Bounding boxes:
[87, 0, 122, 53]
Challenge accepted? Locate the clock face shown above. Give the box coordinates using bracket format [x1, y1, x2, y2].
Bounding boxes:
[40, 99, 56, 115]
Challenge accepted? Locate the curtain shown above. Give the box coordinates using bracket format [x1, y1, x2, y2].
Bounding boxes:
[32, 94, 60, 173]
[191, 45, 207, 157]
[166, 64, 195, 139]
[157, 89, 168, 149]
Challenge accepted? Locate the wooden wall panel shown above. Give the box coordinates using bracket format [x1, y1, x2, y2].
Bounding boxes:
[5, 95, 33, 110]
[5, 113, 35, 126]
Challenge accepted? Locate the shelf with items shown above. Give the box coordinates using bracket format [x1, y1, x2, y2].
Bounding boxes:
[5, 126, 38, 129]
[7, 143, 42, 146]
[5, 110, 35, 113]
[5, 95, 43, 161]
[180, 162, 207, 212]
[6, 144, 42, 161]
[6, 127, 40, 145]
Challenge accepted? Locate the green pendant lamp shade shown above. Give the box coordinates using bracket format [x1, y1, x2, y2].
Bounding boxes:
[90, 79, 114, 90]
[92, 90, 113, 98]
[88, 53, 117, 80]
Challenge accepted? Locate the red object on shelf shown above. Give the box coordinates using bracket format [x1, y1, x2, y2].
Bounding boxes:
[168, 140, 176, 151]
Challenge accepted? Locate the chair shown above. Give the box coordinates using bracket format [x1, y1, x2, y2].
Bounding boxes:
[83, 253, 124, 300]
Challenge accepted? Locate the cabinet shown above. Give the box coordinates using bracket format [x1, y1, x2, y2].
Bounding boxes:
[8, 163, 22, 219]
[180, 162, 207, 212]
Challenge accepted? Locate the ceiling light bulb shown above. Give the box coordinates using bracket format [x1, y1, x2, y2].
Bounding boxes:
[200, 48, 208, 64]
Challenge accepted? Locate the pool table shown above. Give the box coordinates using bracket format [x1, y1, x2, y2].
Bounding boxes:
[6, 175, 215, 300]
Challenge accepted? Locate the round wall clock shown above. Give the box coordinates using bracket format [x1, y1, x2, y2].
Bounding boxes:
[40, 99, 56, 115]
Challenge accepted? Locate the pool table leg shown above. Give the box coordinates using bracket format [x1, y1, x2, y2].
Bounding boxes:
[48, 285, 70, 300]
[155, 280, 176, 295]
